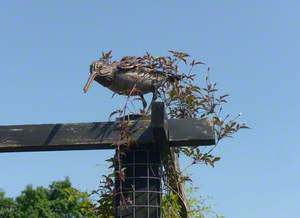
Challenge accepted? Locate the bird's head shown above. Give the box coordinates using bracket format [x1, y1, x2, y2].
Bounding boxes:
[83, 60, 114, 93]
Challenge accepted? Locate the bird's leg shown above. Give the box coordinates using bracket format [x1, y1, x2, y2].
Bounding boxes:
[145, 86, 159, 114]
[139, 94, 147, 112]
[151, 87, 158, 103]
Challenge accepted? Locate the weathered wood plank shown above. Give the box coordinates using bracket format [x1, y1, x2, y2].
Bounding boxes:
[0, 118, 215, 153]
[0, 120, 153, 152]
[167, 118, 215, 146]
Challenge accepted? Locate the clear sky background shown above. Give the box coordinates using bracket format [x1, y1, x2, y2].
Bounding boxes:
[0, 1, 299, 217]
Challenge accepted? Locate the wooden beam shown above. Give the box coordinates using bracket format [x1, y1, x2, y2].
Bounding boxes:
[167, 118, 215, 146]
[0, 120, 153, 152]
[0, 118, 215, 153]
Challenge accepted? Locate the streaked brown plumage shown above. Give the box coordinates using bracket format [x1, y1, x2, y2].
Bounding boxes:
[83, 56, 181, 109]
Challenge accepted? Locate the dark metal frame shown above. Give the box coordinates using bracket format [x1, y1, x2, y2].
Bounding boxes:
[115, 149, 162, 218]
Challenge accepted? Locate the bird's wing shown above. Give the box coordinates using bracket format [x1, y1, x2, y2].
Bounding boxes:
[117, 56, 143, 70]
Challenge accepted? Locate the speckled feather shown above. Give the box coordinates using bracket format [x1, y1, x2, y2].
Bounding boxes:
[83, 56, 181, 109]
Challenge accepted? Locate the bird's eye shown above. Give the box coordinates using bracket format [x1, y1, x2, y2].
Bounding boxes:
[95, 63, 103, 70]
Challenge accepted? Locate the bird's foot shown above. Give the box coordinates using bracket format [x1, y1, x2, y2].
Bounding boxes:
[139, 109, 147, 115]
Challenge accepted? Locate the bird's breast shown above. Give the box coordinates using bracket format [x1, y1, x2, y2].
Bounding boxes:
[109, 70, 164, 95]
[94, 75, 113, 88]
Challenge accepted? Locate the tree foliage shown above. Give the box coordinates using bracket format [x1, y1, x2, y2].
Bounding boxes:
[0, 178, 95, 218]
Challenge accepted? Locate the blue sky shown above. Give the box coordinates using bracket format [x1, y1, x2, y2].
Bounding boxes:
[0, 1, 299, 217]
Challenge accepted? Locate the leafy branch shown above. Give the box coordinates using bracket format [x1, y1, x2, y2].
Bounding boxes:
[92, 50, 248, 217]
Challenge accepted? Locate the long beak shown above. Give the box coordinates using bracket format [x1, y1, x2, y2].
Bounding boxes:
[83, 71, 98, 93]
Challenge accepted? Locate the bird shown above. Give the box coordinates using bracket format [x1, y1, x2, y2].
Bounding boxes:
[83, 55, 181, 110]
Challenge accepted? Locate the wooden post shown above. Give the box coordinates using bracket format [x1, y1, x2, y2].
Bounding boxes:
[115, 148, 162, 218]
[114, 103, 166, 218]
[0, 102, 215, 218]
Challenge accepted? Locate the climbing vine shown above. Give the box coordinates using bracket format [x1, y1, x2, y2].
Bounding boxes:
[91, 51, 249, 217]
